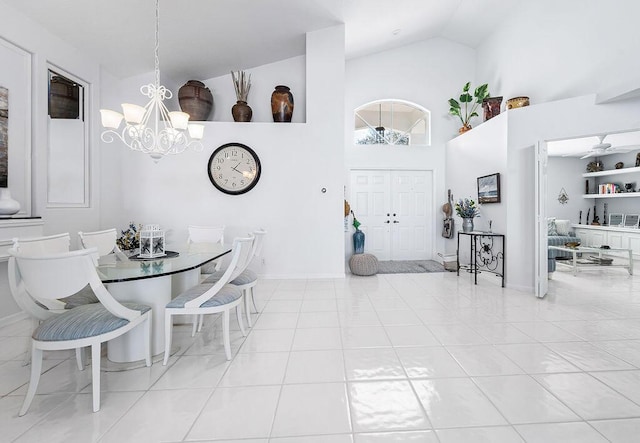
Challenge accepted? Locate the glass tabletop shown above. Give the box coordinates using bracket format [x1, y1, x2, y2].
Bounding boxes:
[96, 243, 231, 283]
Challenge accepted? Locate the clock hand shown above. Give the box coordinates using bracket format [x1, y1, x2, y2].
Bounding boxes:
[231, 162, 243, 174]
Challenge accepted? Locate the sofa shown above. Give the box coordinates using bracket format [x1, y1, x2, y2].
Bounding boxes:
[547, 218, 580, 275]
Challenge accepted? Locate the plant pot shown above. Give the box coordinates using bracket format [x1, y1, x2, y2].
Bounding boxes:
[232, 101, 252, 122]
[459, 124, 472, 134]
[462, 218, 474, 233]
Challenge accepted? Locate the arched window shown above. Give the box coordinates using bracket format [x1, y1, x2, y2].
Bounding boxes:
[354, 100, 430, 146]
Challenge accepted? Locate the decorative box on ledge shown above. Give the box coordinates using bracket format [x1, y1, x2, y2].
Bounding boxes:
[139, 224, 165, 258]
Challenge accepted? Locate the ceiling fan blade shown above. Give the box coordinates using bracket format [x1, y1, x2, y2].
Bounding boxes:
[580, 152, 595, 159]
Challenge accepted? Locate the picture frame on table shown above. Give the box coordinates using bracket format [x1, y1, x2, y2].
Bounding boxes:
[477, 173, 500, 204]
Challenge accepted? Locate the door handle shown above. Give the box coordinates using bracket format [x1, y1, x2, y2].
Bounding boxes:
[384, 220, 390, 224]
[393, 220, 399, 223]
[387, 213, 390, 216]
[393, 213, 396, 217]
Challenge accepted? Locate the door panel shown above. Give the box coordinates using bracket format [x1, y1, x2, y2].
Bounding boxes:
[350, 171, 391, 259]
[351, 169, 432, 261]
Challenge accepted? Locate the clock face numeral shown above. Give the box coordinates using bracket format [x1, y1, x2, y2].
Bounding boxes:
[207, 143, 261, 195]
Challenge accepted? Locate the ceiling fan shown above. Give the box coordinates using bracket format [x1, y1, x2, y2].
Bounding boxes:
[577, 134, 635, 159]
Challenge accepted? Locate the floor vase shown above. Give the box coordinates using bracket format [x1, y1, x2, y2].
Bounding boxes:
[353, 230, 365, 254]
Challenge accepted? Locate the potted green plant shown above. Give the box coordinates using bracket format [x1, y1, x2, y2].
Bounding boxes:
[448, 82, 490, 134]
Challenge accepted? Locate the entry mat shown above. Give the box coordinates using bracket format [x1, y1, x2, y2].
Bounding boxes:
[377, 260, 446, 274]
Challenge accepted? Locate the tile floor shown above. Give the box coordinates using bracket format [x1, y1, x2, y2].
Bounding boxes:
[2, 268, 640, 442]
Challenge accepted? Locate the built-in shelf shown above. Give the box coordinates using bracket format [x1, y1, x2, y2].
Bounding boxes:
[583, 192, 640, 199]
[583, 166, 640, 178]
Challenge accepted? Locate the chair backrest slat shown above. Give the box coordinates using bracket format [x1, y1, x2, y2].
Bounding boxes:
[78, 229, 118, 257]
[187, 225, 224, 245]
[13, 233, 70, 255]
[8, 247, 140, 321]
[184, 236, 253, 308]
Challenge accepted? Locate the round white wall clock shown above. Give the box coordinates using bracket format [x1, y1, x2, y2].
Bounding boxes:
[207, 143, 261, 195]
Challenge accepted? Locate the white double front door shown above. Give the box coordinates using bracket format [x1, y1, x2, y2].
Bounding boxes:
[350, 170, 433, 261]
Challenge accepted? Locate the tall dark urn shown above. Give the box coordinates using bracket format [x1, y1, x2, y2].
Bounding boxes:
[271, 85, 294, 122]
[178, 80, 213, 121]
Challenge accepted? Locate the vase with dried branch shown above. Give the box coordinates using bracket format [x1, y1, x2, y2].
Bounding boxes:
[231, 70, 252, 122]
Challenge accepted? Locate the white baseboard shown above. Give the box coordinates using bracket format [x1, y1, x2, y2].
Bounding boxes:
[0, 311, 28, 328]
[260, 273, 346, 280]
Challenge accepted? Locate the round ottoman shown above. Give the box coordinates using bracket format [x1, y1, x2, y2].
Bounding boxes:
[349, 253, 378, 276]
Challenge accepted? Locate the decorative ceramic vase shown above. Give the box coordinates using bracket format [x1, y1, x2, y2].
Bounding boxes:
[232, 101, 252, 122]
[271, 85, 294, 122]
[482, 96, 502, 121]
[459, 124, 472, 135]
[0, 188, 20, 217]
[353, 229, 365, 254]
[462, 218, 474, 233]
[178, 80, 213, 121]
[506, 96, 530, 109]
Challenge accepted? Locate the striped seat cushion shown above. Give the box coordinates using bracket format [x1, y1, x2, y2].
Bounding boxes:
[202, 269, 258, 286]
[167, 284, 242, 309]
[33, 303, 150, 342]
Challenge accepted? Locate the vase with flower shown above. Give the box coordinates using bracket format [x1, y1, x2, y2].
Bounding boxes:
[231, 70, 252, 122]
[455, 198, 480, 232]
[351, 210, 365, 254]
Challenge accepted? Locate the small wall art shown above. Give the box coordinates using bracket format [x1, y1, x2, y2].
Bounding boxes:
[477, 173, 500, 204]
[557, 188, 569, 204]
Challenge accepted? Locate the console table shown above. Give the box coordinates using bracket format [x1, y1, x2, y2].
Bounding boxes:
[457, 231, 505, 287]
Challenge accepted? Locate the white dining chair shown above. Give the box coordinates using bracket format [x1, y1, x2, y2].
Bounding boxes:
[163, 236, 254, 363]
[78, 228, 127, 259]
[187, 225, 225, 274]
[203, 229, 266, 327]
[8, 247, 152, 415]
[11, 233, 98, 369]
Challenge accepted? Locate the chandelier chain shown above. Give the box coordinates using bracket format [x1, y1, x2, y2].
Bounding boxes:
[154, 0, 160, 88]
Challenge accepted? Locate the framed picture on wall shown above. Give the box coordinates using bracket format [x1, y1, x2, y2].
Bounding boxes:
[477, 173, 501, 204]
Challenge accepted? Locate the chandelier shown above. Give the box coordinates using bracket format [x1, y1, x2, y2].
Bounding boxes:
[99, 0, 204, 161]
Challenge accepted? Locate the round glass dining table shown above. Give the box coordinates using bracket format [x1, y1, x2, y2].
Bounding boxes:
[96, 243, 231, 363]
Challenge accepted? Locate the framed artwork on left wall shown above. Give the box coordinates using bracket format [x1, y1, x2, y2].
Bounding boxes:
[477, 173, 501, 204]
[0, 37, 32, 215]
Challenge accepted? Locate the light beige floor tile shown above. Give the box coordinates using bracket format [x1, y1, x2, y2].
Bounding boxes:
[187, 385, 280, 441]
[271, 383, 351, 437]
[284, 350, 345, 383]
[349, 380, 430, 432]
[515, 422, 608, 443]
[413, 378, 507, 428]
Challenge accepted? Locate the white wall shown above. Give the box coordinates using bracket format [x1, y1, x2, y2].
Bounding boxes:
[204, 56, 306, 123]
[546, 157, 585, 223]
[477, 0, 640, 104]
[445, 113, 508, 269]
[0, 2, 105, 318]
[109, 26, 346, 278]
[345, 38, 477, 261]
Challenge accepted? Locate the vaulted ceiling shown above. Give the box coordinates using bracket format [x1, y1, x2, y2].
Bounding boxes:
[3, 0, 521, 80]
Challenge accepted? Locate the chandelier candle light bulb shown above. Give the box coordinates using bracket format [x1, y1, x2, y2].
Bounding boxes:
[99, 0, 203, 161]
